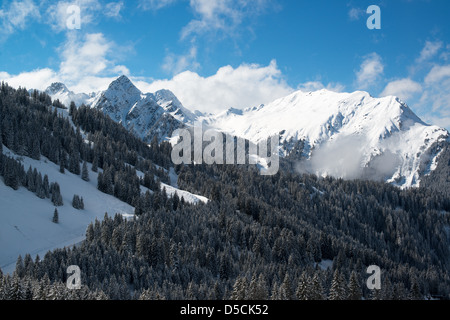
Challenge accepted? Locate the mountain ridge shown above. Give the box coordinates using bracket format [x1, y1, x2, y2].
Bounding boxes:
[44, 76, 449, 188]
[201, 88, 449, 187]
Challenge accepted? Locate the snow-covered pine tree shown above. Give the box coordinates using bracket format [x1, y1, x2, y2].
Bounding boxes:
[59, 150, 65, 174]
[43, 174, 50, 198]
[50, 182, 63, 206]
[8, 273, 25, 300]
[36, 172, 45, 199]
[15, 255, 25, 278]
[279, 274, 294, 300]
[270, 281, 280, 300]
[248, 273, 268, 300]
[296, 272, 310, 300]
[409, 278, 422, 300]
[82, 161, 89, 181]
[231, 276, 247, 300]
[347, 271, 362, 300]
[52, 208, 59, 224]
[91, 151, 98, 172]
[31, 138, 40, 160]
[72, 194, 84, 210]
[310, 272, 325, 300]
[329, 269, 346, 300]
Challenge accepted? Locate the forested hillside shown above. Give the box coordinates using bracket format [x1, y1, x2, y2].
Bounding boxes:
[1, 82, 450, 300]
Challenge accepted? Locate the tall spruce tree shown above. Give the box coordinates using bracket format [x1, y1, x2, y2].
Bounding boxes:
[52, 208, 59, 223]
[82, 161, 89, 181]
[329, 270, 346, 300]
[347, 271, 362, 300]
[51, 182, 63, 206]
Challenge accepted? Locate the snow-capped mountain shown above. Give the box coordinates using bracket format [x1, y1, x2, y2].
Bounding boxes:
[45, 76, 197, 143]
[87, 76, 196, 142]
[45, 82, 91, 107]
[201, 89, 449, 188]
[46, 77, 449, 188]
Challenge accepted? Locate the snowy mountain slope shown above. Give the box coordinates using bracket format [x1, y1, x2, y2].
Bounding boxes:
[44, 76, 197, 143]
[88, 76, 196, 142]
[45, 77, 448, 188]
[0, 143, 209, 273]
[45, 82, 92, 107]
[134, 167, 209, 205]
[0, 146, 134, 273]
[50, 105, 209, 205]
[0, 101, 209, 273]
[201, 89, 449, 187]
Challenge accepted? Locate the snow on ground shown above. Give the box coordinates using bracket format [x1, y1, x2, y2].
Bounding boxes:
[135, 166, 208, 204]
[317, 259, 333, 270]
[1, 146, 209, 273]
[160, 182, 209, 205]
[0, 147, 134, 274]
[168, 167, 179, 188]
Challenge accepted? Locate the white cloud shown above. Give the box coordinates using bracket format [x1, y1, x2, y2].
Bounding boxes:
[424, 64, 450, 84]
[381, 78, 422, 101]
[138, 59, 293, 113]
[297, 81, 345, 93]
[59, 33, 110, 80]
[422, 115, 450, 131]
[45, 0, 127, 31]
[348, 7, 365, 21]
[0, 68, 58, 90]
[181, 0, 272, 39]
[105, 2, 124, 19]
[0, 32, 129, 94]
[440, 44, 450, 61]
[139, 0, 177, 10]
[162, 46, 200, 75]
[421, 70, 450, 114]
[58, 32, 130, 92]
[0, 71, 10, 79]
[0, 0, 40, 40]
[1, 59, 292, 114]
[417, 41, 443, 63]
[355, 53, 384, 90]
[413, 64, 450, 130]
[45, 0, 99, 31]
[139, 0, 274, 41]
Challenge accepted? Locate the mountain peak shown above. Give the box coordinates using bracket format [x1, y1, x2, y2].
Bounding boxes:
[204, 88, 449, 188]
[107, 75, 141, 95]
[45, 82, 70, 95]
[116, 74, 132, 83]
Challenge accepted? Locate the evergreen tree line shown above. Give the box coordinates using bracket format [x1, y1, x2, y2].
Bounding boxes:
[0, 266, 108, 300]
[420, 143, 450, 197]
[0, 83, 171, 205]
[1, 81, 450, 300]
[8, 167, 450, 299]
[1, 82, 171, 181]
[0, 153, 63, 206]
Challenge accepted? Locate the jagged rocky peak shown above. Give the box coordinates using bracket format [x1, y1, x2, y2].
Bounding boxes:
[106, 75, 142, 97]
[155, 88, 178, 101]
[154, 89, 182, 109]
[45, 82, 70, 95]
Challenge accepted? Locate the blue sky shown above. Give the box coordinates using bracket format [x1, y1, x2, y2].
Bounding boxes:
[0, 0, 450, 129]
